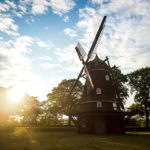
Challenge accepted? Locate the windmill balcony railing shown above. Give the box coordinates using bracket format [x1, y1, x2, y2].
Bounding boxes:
[77, 106, 145, 115]
[67, 107, 146, 116]
[77, 106, 124, 113]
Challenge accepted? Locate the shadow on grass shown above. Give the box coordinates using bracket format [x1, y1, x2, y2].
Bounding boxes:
[0, 127, 34, 150]
[0, 127, 150, 150]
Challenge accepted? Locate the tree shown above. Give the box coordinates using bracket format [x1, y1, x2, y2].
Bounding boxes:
[111, 66, 128, 108]
[129, 103, 143, 113]
[125, 103, 145, 127]
[19, 94, 41, 126]
[40, 100, 61, 126]
[128, 67, 150, 128]
[47, 79, 84, 125]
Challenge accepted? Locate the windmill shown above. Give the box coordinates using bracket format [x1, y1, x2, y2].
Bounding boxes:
[69, 16, 107, 95]
[69, 16, 126, 134]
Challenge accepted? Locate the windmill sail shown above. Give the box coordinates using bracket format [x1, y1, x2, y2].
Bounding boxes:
[75, 42, 86, 61]
[88, 16, 106, 60]
[90, 27, 105, 59]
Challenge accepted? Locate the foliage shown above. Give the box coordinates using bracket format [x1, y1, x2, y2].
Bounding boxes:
[125, 113, 146, 127]
[111, 66, 128, 106]
[47, 79, 83, 115]
[19, 94, 41, 126]
[39, 100, 63, 126]
[128, 67, 150, 128]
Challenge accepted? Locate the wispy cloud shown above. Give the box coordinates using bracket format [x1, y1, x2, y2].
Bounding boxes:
[63, 28, 77, 38]
[6, 0, 16, 9]
[63, 15, 69, 22]
[55, 44, 82, 73]
[40, 63, 60, 68]
[17, 0, 76, 16]
[0, 3, 9, 12]
[32, 0, 50, 15]
[38, 56, 52, 61]
[0, 14, 19, 36]
[25, 16, 35, 24]
[37, 40, 54, 49]
[49, 0, 76, 16]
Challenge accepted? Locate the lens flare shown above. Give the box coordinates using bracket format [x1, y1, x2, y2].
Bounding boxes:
[9, 87, 24, 103]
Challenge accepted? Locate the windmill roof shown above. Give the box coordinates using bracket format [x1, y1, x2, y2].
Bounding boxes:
[87, 55, 109, 70]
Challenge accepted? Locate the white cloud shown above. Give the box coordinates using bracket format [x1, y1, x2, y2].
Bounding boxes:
[6, 0, 16, 9]
[17, 0, 76, 16]
[37, 40, 54, 49]
[76, 0, 150, 73]
[0, 35, 51, 100]
[49, 0, 76, 16]
[0, 36, 33, 87]
[0, 14, 19, 36]
[63, 28, 77, 38]
[55, 44, 76, 62]
[0, 3, 9, 12]
[40, 63, 60, 68]
[91, 0, 102, 4]
[0, 35, 54, 101]
[13, 36, 33, 54]
[32, 0, 50, 15]
[63, 15, 69, 22]
[38, 56, 52, 61]
[55, 44, 82, 73]
[25, 16, 35, 24]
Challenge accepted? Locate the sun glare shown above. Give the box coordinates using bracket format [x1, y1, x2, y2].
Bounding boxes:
[9, 87, 24, 103]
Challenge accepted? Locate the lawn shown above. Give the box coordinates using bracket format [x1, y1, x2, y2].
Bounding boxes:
[0, 127, 150, 150]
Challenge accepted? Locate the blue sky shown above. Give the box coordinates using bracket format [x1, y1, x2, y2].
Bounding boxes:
[0, 0, 150, 106]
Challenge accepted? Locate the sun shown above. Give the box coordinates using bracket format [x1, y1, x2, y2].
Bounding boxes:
[9, 87, 24, 103]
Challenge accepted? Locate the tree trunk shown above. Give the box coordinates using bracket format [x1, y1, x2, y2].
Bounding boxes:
[68, 115, 71, 126]
[145, 104, 149, 128]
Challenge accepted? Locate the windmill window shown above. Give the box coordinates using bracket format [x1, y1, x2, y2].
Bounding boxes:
[81, 118, 87, 127]
[96, 88, 101, 95]
[113, 102, 117, 110]
[116, 94, 118, 99]
[97, 101, 102, 108]
[105, 75, 109, 81]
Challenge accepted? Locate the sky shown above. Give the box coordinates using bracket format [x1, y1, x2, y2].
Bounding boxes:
[0, 0, 150, 106]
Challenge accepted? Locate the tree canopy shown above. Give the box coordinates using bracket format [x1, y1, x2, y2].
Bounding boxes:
[128, 67, 150, 128]
[19, 94, 41, 126]
[46, 79, 84, 125]
[111, 66, 128, 108]
[47, 79, 84, 115]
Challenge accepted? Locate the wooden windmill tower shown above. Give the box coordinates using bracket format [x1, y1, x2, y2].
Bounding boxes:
[69, 16, 125, 134]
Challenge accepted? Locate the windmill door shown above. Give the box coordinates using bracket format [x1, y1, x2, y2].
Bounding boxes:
[95, 118, 106, 134]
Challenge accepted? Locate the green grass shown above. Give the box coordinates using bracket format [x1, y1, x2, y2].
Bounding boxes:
[0, 127, 150, 150]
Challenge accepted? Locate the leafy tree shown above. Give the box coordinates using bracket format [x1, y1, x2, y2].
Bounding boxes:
[47, 79, 83, 125]
[40, 100, 61, 126]
[19, 94, 41, 126]
[125, 103, 145, 127]
[128, 103, 144, 114]
[128, 67, 150, 128]
[111, 66, 128, 108]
